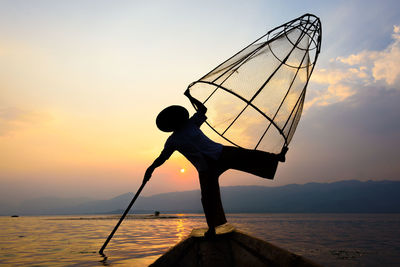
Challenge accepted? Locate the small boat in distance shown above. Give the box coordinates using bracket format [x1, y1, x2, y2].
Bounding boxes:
[11, 215, 19, 218]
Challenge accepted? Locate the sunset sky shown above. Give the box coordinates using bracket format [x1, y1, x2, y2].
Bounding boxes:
[1, 0, 400, 204]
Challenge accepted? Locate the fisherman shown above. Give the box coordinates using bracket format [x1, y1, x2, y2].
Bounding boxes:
[144, 90, 288, 238]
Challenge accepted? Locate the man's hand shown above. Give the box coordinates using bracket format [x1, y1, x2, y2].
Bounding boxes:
[143, 153, 169, 184]
[184, 89, 207, 114]
[143, 167, 154, 183]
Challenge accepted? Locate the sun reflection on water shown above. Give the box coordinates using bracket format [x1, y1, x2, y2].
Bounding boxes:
[0, 214, 206, 266]
[175, 219, 185, 242]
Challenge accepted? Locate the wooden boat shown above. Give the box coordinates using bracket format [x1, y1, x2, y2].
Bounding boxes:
[150, 224, 322, 267]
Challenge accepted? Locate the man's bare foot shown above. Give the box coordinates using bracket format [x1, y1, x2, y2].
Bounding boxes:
[204, 227, 216, 239]
[278, 146, 288, 162]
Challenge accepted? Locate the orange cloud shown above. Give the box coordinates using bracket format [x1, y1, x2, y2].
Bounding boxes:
[372, 27, 400, 85]
[337, 25, 400, 86]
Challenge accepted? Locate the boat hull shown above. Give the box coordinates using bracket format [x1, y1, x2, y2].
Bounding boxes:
[150, 229, 321, 267]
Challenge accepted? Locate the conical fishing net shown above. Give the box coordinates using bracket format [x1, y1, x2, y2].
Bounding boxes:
[187, 14, 322, 154]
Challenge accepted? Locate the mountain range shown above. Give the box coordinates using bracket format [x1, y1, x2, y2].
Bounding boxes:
[2, 180, 400, 215]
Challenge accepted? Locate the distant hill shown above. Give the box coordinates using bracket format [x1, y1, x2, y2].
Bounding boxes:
[3, 180, 400, 215]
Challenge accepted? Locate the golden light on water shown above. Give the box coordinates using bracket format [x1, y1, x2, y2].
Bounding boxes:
[175, 219, 186, 242]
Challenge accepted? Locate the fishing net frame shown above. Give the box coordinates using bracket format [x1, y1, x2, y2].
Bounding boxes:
[187, 13, 322, 154]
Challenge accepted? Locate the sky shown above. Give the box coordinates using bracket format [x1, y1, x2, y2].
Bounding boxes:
[1, 0, 400, 204]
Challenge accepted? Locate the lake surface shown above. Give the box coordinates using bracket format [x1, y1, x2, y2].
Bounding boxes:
[0, 213, 399, 266]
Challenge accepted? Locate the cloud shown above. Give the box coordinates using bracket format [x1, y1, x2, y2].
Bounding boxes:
[306, 25, 400, 110]
[372, 27, 400, 85]
[288, 25, 400, 182]
[0, 107, 51, 136]
[304, 83, 355, 110]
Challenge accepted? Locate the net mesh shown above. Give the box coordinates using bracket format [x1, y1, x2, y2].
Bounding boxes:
[187, 14, 322, 153]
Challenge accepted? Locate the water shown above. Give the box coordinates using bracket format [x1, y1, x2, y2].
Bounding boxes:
[1, 213, 399, 266]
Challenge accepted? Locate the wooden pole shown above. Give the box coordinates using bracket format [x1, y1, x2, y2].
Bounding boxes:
[99, 181, 147, 255]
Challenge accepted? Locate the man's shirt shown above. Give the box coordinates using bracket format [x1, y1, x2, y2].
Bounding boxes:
[159, 112, 223, 171]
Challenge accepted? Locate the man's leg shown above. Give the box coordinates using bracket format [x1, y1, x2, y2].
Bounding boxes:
[218, 146, 282, 179]
[199, 170, 227, 234]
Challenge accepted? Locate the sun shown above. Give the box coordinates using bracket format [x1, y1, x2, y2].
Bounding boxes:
[180, 168, 185, 173]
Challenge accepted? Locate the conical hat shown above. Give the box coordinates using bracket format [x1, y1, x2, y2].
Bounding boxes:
[156, 105, 189, 132]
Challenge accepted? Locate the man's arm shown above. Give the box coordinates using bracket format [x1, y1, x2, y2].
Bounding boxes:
[143, 149, 173, 183]
[184, 89, 207, 114]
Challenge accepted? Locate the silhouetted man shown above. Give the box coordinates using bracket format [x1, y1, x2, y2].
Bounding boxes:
[144, 90, 287, 237]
